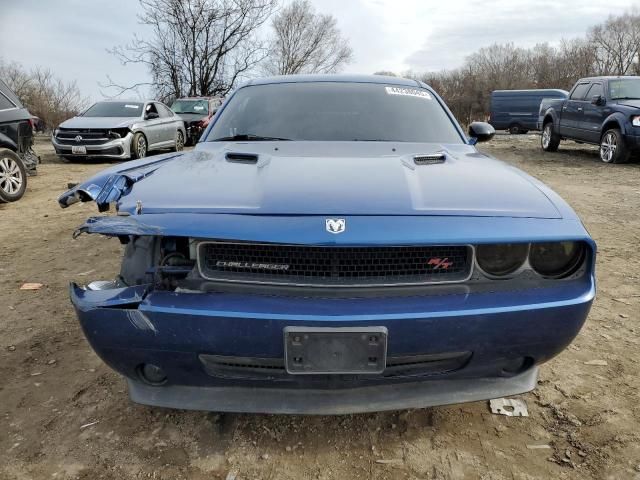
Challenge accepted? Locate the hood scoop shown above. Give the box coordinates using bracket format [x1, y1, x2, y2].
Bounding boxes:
[224, 152, 271, 168]
[413, 152, 446, 165]
[225, 152, 259, 163]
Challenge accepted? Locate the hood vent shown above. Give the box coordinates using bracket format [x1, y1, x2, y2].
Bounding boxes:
[413, 153, 446, 165]
[225, 152, 259, 163]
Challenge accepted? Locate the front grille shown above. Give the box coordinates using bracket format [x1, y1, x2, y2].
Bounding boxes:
[199, 352, 471, 381]
[56, 128, 111, 145]
[198, 242, 472, 286]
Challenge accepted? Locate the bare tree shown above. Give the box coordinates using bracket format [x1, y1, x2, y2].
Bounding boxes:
[0, 58, 88, 130]
[589, 12, 640, 75]
[104, 0, 276, 101]
[263, 0, 353, 76]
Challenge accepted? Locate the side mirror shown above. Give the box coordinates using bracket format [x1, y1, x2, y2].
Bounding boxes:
[468, 122, 495, 144]
[145, 112, 160, 120]
[591, 95, 605, 106]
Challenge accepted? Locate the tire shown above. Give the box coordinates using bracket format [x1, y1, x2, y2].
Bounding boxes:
[173, 130, 185, 152]
[509, 124, 522, 134]
[131, 132, 148, 159]
[0, 149, 27, 203]
[599, 129, 630, 164]
[541, 122, 560, 152]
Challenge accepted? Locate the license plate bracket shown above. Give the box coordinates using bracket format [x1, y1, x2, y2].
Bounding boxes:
[284, 326, 387, 374]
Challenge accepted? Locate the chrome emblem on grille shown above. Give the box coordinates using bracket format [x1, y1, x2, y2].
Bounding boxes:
[216, 260, 290, 271]
[75, 135, 83, 142]
[326, 218, 346, 234]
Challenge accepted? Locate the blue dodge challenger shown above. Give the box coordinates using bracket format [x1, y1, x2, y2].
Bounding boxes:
[59, 75, 596, 414]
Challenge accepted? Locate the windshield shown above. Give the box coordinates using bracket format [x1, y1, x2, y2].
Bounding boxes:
[171, 99, 209, 114]
[609, 79, 640, 100]
[206, 82, 463, 143]
[82, 102, 144, 117]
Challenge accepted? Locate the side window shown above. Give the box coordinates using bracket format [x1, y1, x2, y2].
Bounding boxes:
[586, 83, 603, 100]
[145, 103, 159, 116]
[158, 103, 173, 117]
[570, 83, 590, 100]
[0, 92, 16, 110]
[153, 103, 168, 118]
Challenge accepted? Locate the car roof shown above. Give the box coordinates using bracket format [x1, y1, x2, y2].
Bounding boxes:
[244, 74, 422, 88]
[492, 89, 568, 95]
[174, 97, 219, 101]
[96, 99, 158, 104]
[577, 76, 640, 82]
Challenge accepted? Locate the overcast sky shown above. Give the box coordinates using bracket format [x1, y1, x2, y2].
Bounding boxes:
[0, 0, 635, 101]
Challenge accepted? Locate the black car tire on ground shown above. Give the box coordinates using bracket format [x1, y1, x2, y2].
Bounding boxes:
[599, 128, 630, 164]
[131, 132, 148, 159]
[541, 122, 560, 152]
[509, 124, 523, 134]
[0, 148, 27, 203]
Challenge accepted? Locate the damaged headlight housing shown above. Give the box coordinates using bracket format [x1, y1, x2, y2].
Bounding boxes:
[108, 128, 131, 139]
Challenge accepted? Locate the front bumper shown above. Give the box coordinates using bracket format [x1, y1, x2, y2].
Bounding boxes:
[52, 133, 133, 159]
[128, 368, 538, 414]
[71, 275, 594, 414]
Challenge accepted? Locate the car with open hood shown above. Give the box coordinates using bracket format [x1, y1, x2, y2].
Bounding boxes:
[52, 100, 186, 161]
[170, 96, 224, 145]
[58, 75, 596, 414]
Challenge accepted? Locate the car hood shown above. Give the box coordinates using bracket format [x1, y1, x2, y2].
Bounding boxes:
[614, 99, 640, 109]
[59, 116, 139, 129]
[59, 142, 562, 219]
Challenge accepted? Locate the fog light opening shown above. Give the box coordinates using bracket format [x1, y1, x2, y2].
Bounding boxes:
[138, 363, 167, 385]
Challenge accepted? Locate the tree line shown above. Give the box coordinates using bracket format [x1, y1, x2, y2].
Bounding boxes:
[0, 58, 88, 131]
[406, 9, 640, 125]
[2, 2, 639, 130]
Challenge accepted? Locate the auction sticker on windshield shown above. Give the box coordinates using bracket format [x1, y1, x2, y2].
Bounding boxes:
[385, 86, 432, 100]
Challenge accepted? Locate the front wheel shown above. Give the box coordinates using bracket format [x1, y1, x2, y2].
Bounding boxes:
[541, 122, 560, 152]
[600, 129, 630, 164]
[131, 132, 148, 159]
[0, 149, 27, 203]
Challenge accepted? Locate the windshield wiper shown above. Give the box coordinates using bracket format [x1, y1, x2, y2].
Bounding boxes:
[211, 134, 291, 141]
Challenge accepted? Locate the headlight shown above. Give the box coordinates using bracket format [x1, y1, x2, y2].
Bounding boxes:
[476, 243, 528, 277]
[53, 128, 59, 137]
[529, 241, 585, 278]
[632, 116, 640, 127]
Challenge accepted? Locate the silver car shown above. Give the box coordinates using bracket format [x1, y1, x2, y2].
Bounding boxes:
[52, 100, 186, 160]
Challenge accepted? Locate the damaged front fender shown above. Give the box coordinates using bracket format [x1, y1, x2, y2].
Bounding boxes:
[58, 153, 183, 210]
[73, 216, 163, 238]
[70, 282, 150, 311]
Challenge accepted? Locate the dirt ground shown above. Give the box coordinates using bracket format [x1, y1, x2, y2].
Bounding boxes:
[1, 134, 639, 480]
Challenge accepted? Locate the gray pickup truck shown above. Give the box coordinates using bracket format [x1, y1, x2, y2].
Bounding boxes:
[539, 76, 640, 163]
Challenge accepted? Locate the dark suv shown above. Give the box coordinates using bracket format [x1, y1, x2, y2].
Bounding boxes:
[0, 78, 38, 202]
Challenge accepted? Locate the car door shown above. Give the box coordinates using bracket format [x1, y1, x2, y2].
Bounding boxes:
[559, 82, 590, 138]
[580, 83, 608, 144]
[143, 102, 163, 147]
[155, 102, 176, 146]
